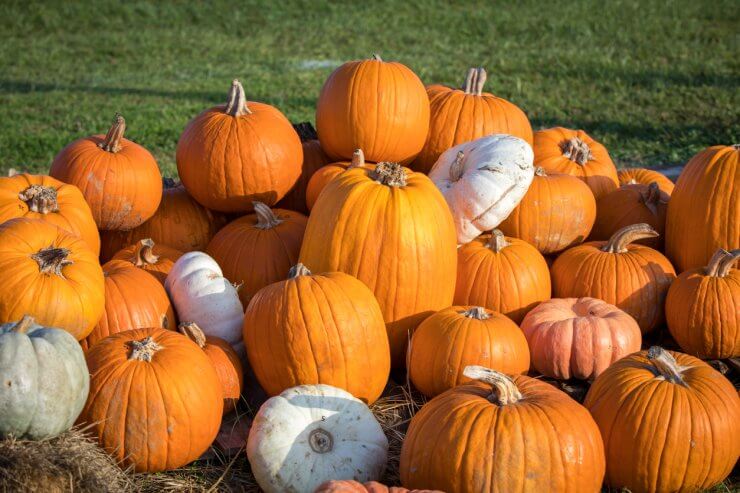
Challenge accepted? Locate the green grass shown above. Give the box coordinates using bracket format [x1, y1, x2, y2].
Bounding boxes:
[0, 0, 737, 178]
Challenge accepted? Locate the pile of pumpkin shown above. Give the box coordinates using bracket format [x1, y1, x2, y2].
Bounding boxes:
[0, 55, 738, 493]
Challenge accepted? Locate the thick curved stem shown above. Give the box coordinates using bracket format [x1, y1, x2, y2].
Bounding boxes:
[705, 249, 740, 277]
[225, 79, 251, 116]
[128, 337, 162, 362]
[11, 315, 35, 334]
[474, 67, 487, 96]
[640, 182, 663, 215]
[463, 365, 522, 405]
[293, 122, 318, 142]
[487, 230, 509, 253]
[449, 151, 466, 182]
[289, 263, 312, 278]
[463, 67, 476, 93]
[601, 223, 658, 253]
[132, 238, 160, 267]
[371, 162, 407, 187]
[461, 307, 491, 320]
[98, 114, 125, 153]
[349, 149, 365, 169]
[31, 246, 72, 278]
[647, 346, 688, 387]
[18, 185, 59, 214]
[253, 201, 283, 229]
[179, 322, 207, 348]
[560, 137, 592, 166]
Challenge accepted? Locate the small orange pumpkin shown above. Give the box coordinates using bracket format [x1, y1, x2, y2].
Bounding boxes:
[111, 238, 183, 286]
[315, 481, 441, 493]
[618, 167, 674, 195]
[305, 149, 366, 211]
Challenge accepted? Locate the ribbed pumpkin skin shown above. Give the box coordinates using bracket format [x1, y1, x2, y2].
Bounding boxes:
[243, 271, 390, 404]
[584, 350, 740, 493]
[299, 166, 457, 367]
[79, 327, 223, 472]
[618, 168, 674, 195]
[316, 58, 429, 164]
[200, 335, 244, 415]
[0, 173, 100, 256]
[408, 307, 530, 397]
[111, 241, 183, 286]
[0, 218, 104, 340]
[454, 233, 551, 324]
[534, 127, 618, 199]
[666, 145, 739, 272]
[400, 375, 605, 492]
[305, 160, 353, 211]
[276, 130, 331, 214]
[499, 169, 596, 254]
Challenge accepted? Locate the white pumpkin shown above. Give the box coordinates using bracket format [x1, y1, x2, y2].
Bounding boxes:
[164, 251, 245, 357]
[429, 134, 534, 244]
[247, 384, 388, 493]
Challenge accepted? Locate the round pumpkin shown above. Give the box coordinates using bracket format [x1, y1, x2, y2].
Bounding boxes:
[454, 230, 551, 324]
[79, 327, 223, 472]
[206, 202, 307, 307]
[408, 306, 529, 397]
[0, 173, 100, 255]
[244, 263, 390, 404]
[584, 347, 740, 493]
[521, 297, 642, 380]
[534, 127, 619, 199]
[0, 315, 89, 439]
[413, 67, 533, 173]
[618, 167, 674, 195]
[176, 79, 302, 212]
[666, 248, 740, 359]
[179, 322, 243, 415]
[400, 366, 605, 492]
[276, 122, 331, 213]
[499, 167, 596, 254]
[111, 238, 183, 286]
[551, 223, 676, 333]
[316, 54, 429, 164]
[315, 481, 442, 493]
[591, 182, 669, 250]
[247, 384, 388, 493]
[0, 218, 104, 340]
[666, 144, 739, 272]
[50, 114, 162, 230]
[299, 162, 457, 367]
[305, 149, 366, 211]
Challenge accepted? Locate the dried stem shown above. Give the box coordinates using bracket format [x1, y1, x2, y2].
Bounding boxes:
[349, 149, 365, 168]
[487, 230, 510, 253]
[127, 337, 162, 362]
[705, 249, 740, 278]
[289, 263, 312, 278]
[601, 223, 659, 253]
[98, 114, 125, 153]
[449, 151, 466, 181]
[371, 162, 407, 187]
[179, 322, 207, 348]
[640, 182, 664, 215]
[225, 79, 251, 116]
[647, 346, 688, 387]
[31, 246, 73, 277]
[463, 365, 522, 405]
[560, 137, 592, 166]
[11, 315, 36, 334]
[461, 307, 491, 320]
[253, 201, 283, 229]
[19, 185, 59, 214]
[132, 239, 159, 267]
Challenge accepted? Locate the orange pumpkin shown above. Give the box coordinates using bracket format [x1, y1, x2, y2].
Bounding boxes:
[50, 114, 162, 230]
[408, 306, 530, 397]
[412, 67, 533, 173]
[666, 249, 740, 359]
[454, 230, 551, 324]
[207, 202, 307, 307]
[498, 167, 596, 254]
[111, 238, 183, 286]
[534, 127, 619, 199]
[276, 122, 331, 213]
[299, 162, 457, 367]
[400, 366, 605, 492]
[316, 55, 429, 164]
[305, 149, 365, 211]
[315, 481, 441, 493]
[179, 322, 243, 415]
[618, 167, 674, 195]
[176, 79, 302, 212]
[0, 218, 104, 340]
[81, 259, 175, 352]
[551, 223, 676, 333]
[666, 144, 739, 272]
[585, 347, 740, 493]
[243, 264, 390, 404]
[591, 182, 669, 250]
[79, 327, 223, 472]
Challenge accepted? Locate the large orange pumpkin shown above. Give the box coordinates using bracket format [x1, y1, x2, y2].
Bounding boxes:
[400, 366, 605, 492]
[243, 264, 390, 404]
[618, 167, 674, 195]
[207, 202, 307, 307]
[408, 306, 529, 397]
[534, 127, 619, 199]
[316, 55, 429, 164]
[0, 218, 104, 340]
[176, 79, 302, 212]
[551, 223, 676, 333]
[666, 144, 739, 272]
[276, 122, 331, 213]
[305, 149, 366, 211]
[666, 248, 740, 359]
[111, 238, 183, 286]
[454, 230, 551, 324]
[584, 347, 740, 493]
[79, 327, 223, 472]
[299, 162, 457, 367]
[50, 114, 162, 230]
[412, 67, 533, 173]
[498, 167, 596, 254]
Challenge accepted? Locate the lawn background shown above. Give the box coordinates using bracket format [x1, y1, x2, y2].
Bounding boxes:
[0, 0, 737, 177]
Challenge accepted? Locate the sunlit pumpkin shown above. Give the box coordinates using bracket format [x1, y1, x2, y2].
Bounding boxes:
[618, 167, 674, 195]
[111, 238, 182, 286]
[276, 122, 331, 213]
[305, 149, 366, 211]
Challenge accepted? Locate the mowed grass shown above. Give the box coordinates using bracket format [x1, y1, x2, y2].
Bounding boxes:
[0, 0, 737, 177]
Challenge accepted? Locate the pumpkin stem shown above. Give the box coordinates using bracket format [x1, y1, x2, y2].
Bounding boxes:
[18, 185, 60, 214]
[225, 79, 252, 117]
[535, 166, 547, 177]
[601, 223, 658, 253]
[461, 307, 491, 320]
[31, 246, 73, 278]
[647, 346, 688, 387]
[162, 177, 178, 189]
[449, 151, 466, 182]
[131, 239, 160, 267]
[640, 182, 663, 216]
[371, 162, 407, 187]
[8, 168, 17, 177]
[349, 149, 365, 169]
[179, 322, 207, 349]
[474, 67, 487, 96]
[98, 114, 125, 153]
[486, 230, 509, 253]
[253, 201, 284, 229]
[11, 315, 35, 334]
[560, 137, 592, 166]
[705, 249, 740, 277]
[308, 428, 334, 453]
[463, 365, 522, 405]
[463, 67, 476, 94]
[289, 263, 312, 278]
[293, 122, 318, 142]
[371, 53, 382, 61]
[128, 337, 162, 362]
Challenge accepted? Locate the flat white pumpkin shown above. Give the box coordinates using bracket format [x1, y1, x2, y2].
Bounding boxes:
[247, 384, 388, 493]
[429, 134, 534, 244]
[164, 251, 245, 357]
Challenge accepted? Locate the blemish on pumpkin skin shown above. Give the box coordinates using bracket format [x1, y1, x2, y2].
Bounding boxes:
[167, 425, 174, 434]
[86, 172, 104, 192]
